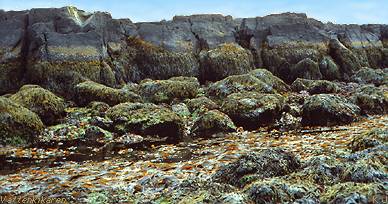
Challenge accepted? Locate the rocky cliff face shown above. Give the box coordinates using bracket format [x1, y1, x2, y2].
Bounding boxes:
[1, 6, 387, 96]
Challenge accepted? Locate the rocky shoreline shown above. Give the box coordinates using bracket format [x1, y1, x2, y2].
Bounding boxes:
[0, 6, 387, 204]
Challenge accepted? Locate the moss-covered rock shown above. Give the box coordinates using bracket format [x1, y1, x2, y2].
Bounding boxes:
[319, 56, 341, 80]
[74, 81, 141, 106]
[291, 78, 339, 94]
[245, 178, 320, 204]
[221, 92, 285, 130]
[106, 103, 184, 142]
[199, 43, 254, 81]
[352, 85, 388, 114]
[349, 128, 388, 152]
[249, 68, 290, 92]
[320, 182, 387, 204]
[184, 96, 219, 113]
[291, 58, 322, 81]
[0, 96, 44, 146]
[10, 85, 66, 125]
[212, 149, 300, 188]
[207, 74, 274, 99]
[191, 110, 236, 137]
[302, 94, 360, 126]
[139, 77, 200, 103]
[351, 67, 388, 86]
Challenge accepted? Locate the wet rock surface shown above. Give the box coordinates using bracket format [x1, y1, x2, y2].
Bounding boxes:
[0, 6, 388, 204]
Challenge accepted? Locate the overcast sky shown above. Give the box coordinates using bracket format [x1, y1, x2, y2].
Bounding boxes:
[1, 0, 388, 24]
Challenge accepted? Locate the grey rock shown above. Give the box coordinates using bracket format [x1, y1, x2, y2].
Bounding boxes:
[302, 94, 360, 126]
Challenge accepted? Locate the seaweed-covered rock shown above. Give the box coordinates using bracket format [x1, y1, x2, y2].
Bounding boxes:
[291, 78, 339, 94]
[199, 43, 254, 81]
[221, 92, 285, 130]
[249, 69, 290, 92]
[10, 85, 66, 125]
[106, 103, 184, 142]
[207, 74, 274, 99]
[291, 58, 322, 81]
[139, 77, 200, 103]
[319, 56, 341, 80]
[157, 178, 241, 204]
[246, 178, 320, 204]
[320, 182, 388, 204]
[351, 67, 388, 86]
[126, 37, 200, 80]
[171, 103, 190, 118]
[352, 85, 388, 114]
[302, 94, 360, 126]
[286, 156, 347, 186]
[75, 81, 141, 106]
[212, 149, 300, 187]
[349, 128, 388, 152]
[0, 96, 44, 145]
[329, 39, 362, 80]
[191, 110, 236, 137]
[342, 158, 388, 183]
[185, 96, 219, 113]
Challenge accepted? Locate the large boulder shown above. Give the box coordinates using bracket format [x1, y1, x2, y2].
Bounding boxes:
[352, 85, 388, 114]
[106, 103, 184, 142]
[221, 92, 285, 130]
[0, 96, 44, 145]
[249, 69, 290, 92]
[329, 39, 362, 80]
[351, 67, 388, 86]
[207, 74, 274, 99]
[138, 77, 200, 103]
[291, 58, 322, 81]
[291, 78, 339, 94]
[74, 81, 141, 106]
[246, 178, 320, 204]
[184, 96, 219, 113]
[302, 94, 360, 126]
[199, 43, 254, 81]
[213, 149, 300, 187]
[9, 85, 66, 125]
[319, 56, 341, 80]
[191, 110, 236, 137]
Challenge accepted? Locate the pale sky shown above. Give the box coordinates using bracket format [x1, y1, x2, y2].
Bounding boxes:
[1, 0, 388, 24]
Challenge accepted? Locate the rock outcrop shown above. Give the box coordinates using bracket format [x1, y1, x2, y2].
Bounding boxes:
[1, 7, 387, 97]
